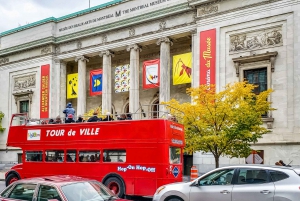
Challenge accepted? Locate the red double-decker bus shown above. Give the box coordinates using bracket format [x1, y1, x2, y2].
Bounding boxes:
[5, 113, 185, 198]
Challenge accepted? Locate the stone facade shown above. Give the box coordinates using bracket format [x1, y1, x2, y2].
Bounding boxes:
[0, 0, 299, 172]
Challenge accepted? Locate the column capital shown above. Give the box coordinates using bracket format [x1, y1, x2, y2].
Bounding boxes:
[75, 56, 89, 62]
[190, 29, 197, 35]
[99, 50, 114, 57]
[54, 59, 67, 65]
[156, 37, 173, 46]
[126, 44, 142, 52]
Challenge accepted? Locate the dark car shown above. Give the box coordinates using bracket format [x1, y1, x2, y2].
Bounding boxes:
[0, 175, 130, 201]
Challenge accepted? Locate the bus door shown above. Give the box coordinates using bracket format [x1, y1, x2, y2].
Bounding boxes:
[169, 146, 182, 181]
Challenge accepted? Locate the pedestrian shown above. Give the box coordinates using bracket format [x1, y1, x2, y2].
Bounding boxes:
[87, 112, 102, 122]
[76, 115, 84, 123]
[65, 114, 75, 123]
[279, 160, 286, 166]
[63, 102, 75, 120]
[102, 112, 114, 121]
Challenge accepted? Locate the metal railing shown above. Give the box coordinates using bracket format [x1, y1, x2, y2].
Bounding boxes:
[11, 104, 184, 126]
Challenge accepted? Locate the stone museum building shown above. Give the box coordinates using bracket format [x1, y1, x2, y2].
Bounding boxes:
[0, 0, 299, 173]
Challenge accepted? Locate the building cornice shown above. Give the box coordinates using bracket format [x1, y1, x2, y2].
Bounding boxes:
[0, 2, 191, 57]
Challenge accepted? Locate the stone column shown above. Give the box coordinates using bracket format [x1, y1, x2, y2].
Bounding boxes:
[191, 29, 198, 88]
[59, 61, 67, 118]
[127, 44, 142, 120]
[157, 37, 172, 116]
[99, 50, 114, 115]
[75, 56, 89, 116]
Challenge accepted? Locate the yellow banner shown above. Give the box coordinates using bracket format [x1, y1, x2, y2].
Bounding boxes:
[67, 73, 78, 99]
[173, 52, 192, 85]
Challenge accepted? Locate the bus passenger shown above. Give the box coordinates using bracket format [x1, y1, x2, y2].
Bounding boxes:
[65, 114, 75, 123]
[90, 155, 95, 162]
[76, 115, 84, 123]
[57, 156, 63, 162]
[53, 116, 62, 124]
[126, 113, 132, 120]
[63, 102, 75, 121]
[117, 114, 126, 120]
[102, 112, 114, 121]
[48, 119, 55, 124]
[87, 112, 102, 122]
[66, 154, 73, 162]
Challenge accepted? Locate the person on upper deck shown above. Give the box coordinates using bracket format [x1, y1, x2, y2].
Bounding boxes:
[126, 113, 132, 120]
[102, 112, 114, 121]
[63, 102, 75, 120]
[87, 112, 102, 122]
[76, 115, 84, 123]
[65, 114, 75, 123]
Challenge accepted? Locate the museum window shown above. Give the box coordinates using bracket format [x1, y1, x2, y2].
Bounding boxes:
[20, 100, 29, 113]
[232, 51, 277, 128]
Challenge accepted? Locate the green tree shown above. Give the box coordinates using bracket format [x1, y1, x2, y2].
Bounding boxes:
[164, 81, 274, 168]
[0, 111, 6, 132]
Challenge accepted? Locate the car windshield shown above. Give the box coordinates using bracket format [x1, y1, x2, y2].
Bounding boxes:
[61, 181, 118, 201]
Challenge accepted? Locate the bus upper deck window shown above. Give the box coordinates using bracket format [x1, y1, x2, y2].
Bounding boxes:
[169, 147, 181, 164]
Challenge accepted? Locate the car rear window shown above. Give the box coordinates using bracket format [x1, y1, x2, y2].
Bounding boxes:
[269, 170, 289, 182]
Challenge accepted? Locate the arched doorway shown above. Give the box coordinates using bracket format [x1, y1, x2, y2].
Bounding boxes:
[151, 99, 159, 119]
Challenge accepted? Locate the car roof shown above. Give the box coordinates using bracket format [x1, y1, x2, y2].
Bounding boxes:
[217, 164, 298, 171]
[13, 175, 94, 186]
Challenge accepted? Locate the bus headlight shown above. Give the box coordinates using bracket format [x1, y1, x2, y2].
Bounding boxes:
[155, 186, 165, 195]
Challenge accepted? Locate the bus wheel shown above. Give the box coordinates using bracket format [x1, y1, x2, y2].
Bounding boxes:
[104, 177, 125, 198]
[6, 174, 19, 186]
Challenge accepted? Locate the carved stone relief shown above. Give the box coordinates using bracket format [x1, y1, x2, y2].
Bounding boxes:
[77, 41, 82, 49]
[159, 20, 166, 30]
[55, 46, 61, 54]
[102, 34, 108, 44]
[40, 46, 51, 54]
[230, 27, 283, 53]
[0, 57, 9, 65]
[129, 28, 135, 37]
[14, 74, 36, 91]
[197, 4, 219, 16]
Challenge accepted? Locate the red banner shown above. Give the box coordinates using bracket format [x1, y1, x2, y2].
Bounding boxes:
[143, 59, 160, 89]
[200, 29, 216, 90]
[40, 64, 50, 118]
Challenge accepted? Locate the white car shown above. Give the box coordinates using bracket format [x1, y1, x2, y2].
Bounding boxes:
[153, 164, 300, 201]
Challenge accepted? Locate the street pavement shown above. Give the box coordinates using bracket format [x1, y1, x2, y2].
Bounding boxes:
[0, 181, 5, 192]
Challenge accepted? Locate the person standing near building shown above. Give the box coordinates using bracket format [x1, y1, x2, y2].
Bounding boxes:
[63, 103, 75, 120]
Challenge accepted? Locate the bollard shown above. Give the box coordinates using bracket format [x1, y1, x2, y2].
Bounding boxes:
[190, 165, 198, 181]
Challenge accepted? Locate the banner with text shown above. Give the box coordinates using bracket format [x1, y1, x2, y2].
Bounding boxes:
[40, 64, 50, 118]
[67, 73, 78, 99]
[90, 69, 103, 96]
[115, 64, 130, 93]
[173, 52, 192, 85]
[200, 29, 216, 90]
[143, 59, 160, 89]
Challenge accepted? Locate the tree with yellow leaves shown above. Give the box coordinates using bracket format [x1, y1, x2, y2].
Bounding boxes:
[164, 81, 274, 168]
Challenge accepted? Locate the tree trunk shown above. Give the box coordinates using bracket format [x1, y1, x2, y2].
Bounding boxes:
[214, 155, 220, 168]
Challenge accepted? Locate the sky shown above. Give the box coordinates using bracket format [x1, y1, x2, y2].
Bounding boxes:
[0, 0, 112, 33]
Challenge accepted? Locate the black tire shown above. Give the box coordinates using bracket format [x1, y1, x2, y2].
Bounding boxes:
[104, 177, 125, 198]
[165, 196, 184, 201]
[5, 173, 19, 186]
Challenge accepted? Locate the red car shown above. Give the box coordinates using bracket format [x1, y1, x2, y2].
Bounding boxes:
[0, 175, 130, 201]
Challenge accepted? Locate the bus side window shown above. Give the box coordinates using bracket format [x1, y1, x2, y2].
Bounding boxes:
[78, 150, 100, 162]
[103, 150, 126, 162]
[25, 151, 43, 162]
[45, 150, 64, 162]
[66, 150, 76, 162]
